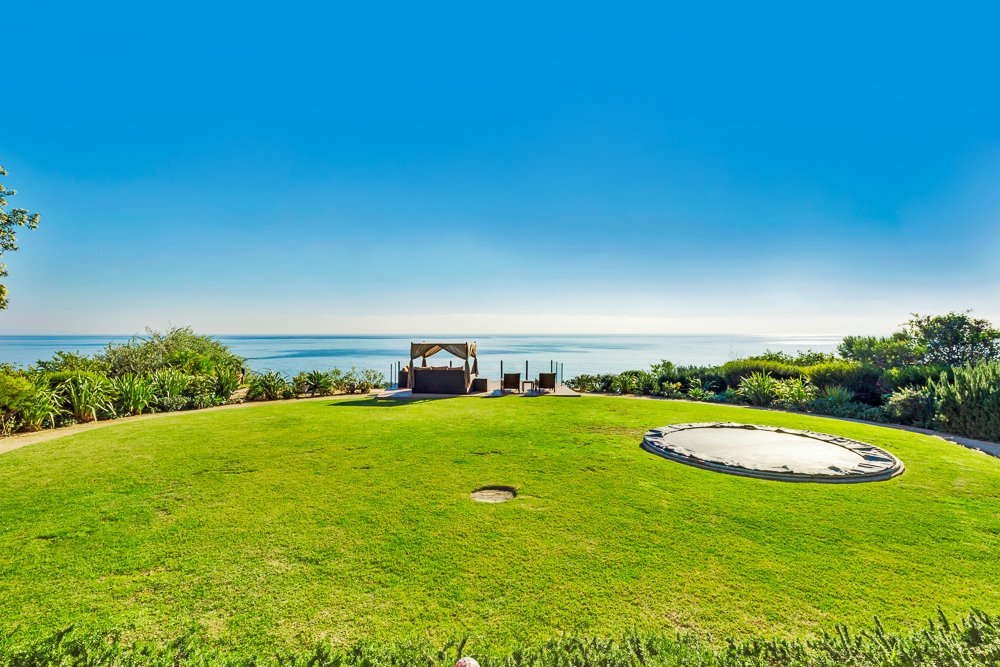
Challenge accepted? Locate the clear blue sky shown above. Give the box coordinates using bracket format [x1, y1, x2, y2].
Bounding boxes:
[3, 2, 998, 334]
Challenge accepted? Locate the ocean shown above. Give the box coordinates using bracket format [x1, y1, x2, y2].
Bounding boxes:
[0, 334, 841, 379]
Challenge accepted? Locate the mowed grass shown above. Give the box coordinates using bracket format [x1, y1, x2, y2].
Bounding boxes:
[0, 396, 998, 652]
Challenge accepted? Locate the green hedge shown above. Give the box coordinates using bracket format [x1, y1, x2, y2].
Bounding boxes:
[718, 360, 804, 387]
[1, 612, 997, 667]
[803, 362, 883, 405]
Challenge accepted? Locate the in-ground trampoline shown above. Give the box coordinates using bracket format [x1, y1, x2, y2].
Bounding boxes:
[642, 422, 903, 483]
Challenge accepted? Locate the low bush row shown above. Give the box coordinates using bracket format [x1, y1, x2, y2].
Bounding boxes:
[0, 328, 387, 436]
[568, 311, 1000, 442]
[0, 611, 996, 667]
[571, 362, 1000, 440]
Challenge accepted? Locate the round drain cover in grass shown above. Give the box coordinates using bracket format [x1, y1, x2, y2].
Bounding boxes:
[642, 422, 903, 483]
[471, 486, 517, 502]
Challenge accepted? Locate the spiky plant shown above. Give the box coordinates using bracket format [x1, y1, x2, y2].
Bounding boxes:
[213, 366, 240, 400]
[819, 384, 855, 404]
[294, 370, 334, 397]
[151, 369, 190, 398]
[58, 375, 114, 423]
[18, 377, 64, 430]
[736, 371, 779, 406]
[246, 371, 292, 401]
[112, 373, 156, 416]
[776, 376, 818, 410]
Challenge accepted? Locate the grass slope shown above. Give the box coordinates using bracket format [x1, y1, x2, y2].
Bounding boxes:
[0, 396, 998, 652]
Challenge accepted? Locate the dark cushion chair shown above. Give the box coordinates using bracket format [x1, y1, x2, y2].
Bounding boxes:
[537, 372, 557, 393]
[502, 373, 521, 393]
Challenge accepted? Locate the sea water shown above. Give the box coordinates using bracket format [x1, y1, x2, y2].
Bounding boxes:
[0, 334, 841, 378]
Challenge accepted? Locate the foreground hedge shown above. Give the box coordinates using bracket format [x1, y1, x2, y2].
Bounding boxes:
[2, 612, 998, 667]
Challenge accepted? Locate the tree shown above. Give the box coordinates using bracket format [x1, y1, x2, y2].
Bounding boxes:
[0, 165, 41, 309]
[837, 331, 923, 369]
[906, 311, 1000, 366]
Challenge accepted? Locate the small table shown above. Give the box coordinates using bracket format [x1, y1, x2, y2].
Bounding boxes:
[521, 380, 536, 393]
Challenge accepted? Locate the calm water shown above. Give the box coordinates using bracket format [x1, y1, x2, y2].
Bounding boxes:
[0, 334, 841, 378]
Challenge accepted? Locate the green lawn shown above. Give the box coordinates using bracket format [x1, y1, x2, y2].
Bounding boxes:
[1, 396, 998, 652]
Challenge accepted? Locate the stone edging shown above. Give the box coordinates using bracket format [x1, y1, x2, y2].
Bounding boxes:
[642, 422, 905, 483]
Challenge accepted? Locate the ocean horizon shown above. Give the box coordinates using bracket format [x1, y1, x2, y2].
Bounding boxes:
[0, 334, 842, 378]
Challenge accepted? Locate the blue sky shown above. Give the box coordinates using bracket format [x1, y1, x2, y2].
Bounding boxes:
[2, 2, 998, 334]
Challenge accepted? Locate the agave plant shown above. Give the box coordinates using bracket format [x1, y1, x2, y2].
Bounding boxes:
[246, 371, 292, 401]
[112, 373, 156, 416]
[736, 371, 780, 406]
[294, 370, 334, 397]
[685, 386, 712, 401]
[58, 375, 114, 423]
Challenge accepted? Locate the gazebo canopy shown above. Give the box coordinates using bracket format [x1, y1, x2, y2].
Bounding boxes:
[410, 341, 477, 362]
[408, 341, 479, 388]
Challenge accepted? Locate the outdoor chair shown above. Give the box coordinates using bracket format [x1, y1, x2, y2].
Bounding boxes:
[536, 372, 557, 393]
[502, 373, 521, 393]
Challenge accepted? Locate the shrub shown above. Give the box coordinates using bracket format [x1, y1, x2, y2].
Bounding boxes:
[40, 370, 108, 390]
[213, 366, 240, 400]
[33, 350, 108, 374]
[810, 398, 888, 423]
[17, 377, 64, 431]
[328, 368, 349, 393]
[152, 370, 191, 398]
[819, 384, 854, 404]
[651, 361, 726, 392]
[295, 370, 334, 396]
[112, 373, 156, 416]
[931, 362, 1000, 441]
[58, 374, 114, 423]
[0, 374, 35, 413]
[707, 388, 741, 403]
[720, 360, 802, 388]
[804, 361, 882, 405]
[96, 326, 244, 377]
[0, 374, 38, 433]
[745, 349, 836, 366]
[684, 386, 713, 401]
[656, 381, 684, 398]
[885, 386, 937, 428]
[775, 377, 818, 410]
[155, 395, 190, 412]
[247, 371, 293, 401]
[736, 371, 780, 406]
[838, 331, 923, 369]
[190, 394, 217, 410]
[878, 363, 950, 394]
[356, 368, 386, 393]
[611, 370, 644, 394]
[183, 374, 216, 399]
[566, 373, 616, 393]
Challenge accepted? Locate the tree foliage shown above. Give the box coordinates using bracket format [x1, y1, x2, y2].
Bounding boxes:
[0, 165, 41, 309]
[906, 311, 1000, 366]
